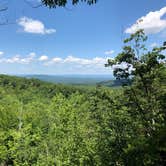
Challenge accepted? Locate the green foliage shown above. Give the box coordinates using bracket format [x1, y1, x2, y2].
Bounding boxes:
[106, 29, 166, 165]
[0, 76, 102, 165]
[0, 30, 165, 165]
[41, 0, 97, 8]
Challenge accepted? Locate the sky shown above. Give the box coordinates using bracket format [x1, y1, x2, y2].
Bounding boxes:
[0, 0, 166, 75]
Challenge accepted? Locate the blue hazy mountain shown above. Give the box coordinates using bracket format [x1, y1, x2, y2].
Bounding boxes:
[22, 74, 114, 85]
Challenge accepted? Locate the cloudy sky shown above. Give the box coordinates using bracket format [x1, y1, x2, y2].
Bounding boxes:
[0, 0, 166, 75]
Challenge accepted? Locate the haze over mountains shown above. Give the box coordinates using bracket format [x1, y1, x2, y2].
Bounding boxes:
[21, 74, 114, 85]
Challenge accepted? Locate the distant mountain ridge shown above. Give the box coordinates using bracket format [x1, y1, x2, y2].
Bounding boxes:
[20, 74, 128, 87]
[22, 74, 114, 85]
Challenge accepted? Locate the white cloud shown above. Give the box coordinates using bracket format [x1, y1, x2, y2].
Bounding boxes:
[44, 57, 62, 65]
[42, 55, 113, 74]
[150, 42, 158, 48]
[38, 55, 48, 61]
[0, 53, 111, 67]
[64, 56, 82, 63]
[0, 51, 4, 56]
[125, 6, 166, 34]
[112, 62, 135, 74]
[45, 55, 109, 66]
[0, 53, 114, 74]
[17, 17, 56, 34]
[64, 56, 92, 65]
[1, 52, 36, 64]
[52, 57, 63, 63]
[104, 50, 114, 55]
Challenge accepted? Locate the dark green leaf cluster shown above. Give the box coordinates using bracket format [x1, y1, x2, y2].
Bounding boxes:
[106, 29, 166, 165]
[106, 29, 165, 81]
[41, 0, 97, 8]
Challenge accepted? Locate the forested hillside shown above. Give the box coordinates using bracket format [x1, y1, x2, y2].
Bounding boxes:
[0, 70, 165, 165]
[0, 74, 123, 165]
[0, 30, 166, 166]
[23, 75, 113, 86]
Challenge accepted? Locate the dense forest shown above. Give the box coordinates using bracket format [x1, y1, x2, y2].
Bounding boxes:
[0, 30, 165, 165]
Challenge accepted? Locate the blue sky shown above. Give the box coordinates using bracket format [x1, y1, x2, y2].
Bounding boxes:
[0, 0, 166, 75]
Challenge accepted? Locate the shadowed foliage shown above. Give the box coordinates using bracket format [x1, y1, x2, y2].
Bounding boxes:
[42, 0, 97, 8]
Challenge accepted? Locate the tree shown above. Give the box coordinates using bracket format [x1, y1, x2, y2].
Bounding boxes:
[41, 0, 97, 8]
[106, 29, 166, 165]
[0, 0, 97, 25]
[0, 0, 97, 11]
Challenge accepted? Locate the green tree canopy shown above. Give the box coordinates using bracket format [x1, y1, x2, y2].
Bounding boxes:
[41, 0, 97, 8]
[105, 29, 166, 165]
[106, 29, 165, 81]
